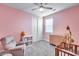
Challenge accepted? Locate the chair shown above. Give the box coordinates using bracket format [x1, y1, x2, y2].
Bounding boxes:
[0, 35, 25, 56]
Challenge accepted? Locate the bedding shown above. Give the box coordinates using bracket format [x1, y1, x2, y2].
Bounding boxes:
[24, 40, 55, 56]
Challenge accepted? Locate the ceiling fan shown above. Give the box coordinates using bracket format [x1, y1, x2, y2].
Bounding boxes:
[32, 3, 56, 11]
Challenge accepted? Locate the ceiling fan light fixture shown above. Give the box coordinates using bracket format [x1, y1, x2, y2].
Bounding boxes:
[39, 7, 44, 11]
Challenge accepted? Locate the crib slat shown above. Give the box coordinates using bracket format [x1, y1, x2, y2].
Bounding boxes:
[55, 47, 77, 56]
[61, 51, 62, 56]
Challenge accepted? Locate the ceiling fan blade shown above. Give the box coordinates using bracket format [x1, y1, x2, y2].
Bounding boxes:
[43, 7, 56, 11]
[53, 9, 56, 11]
[34, 3, 47, 7]
[32, 7, 39, 10]
[44, 3, 48, 5]
[43, 7, 53, 9]
[34, 3, 41, 6]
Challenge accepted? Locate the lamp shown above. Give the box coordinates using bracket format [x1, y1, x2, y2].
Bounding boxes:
[39, 7, 44, 11]
[21, 31, 26, 37]
[20, 31, 26, 41]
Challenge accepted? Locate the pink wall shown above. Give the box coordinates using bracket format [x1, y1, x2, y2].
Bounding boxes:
[53, 5, 79, 44]
[0, 4, 32, 43]
[44, 5, 79, 44]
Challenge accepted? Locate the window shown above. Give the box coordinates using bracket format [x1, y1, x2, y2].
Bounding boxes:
[45, 18, 53, 33]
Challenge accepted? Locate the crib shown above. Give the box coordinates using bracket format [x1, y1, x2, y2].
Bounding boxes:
[55, 42, 79, 56]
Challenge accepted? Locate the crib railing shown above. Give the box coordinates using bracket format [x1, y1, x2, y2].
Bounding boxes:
[61, 42, 79, 54]
[55, 47, 77, 56]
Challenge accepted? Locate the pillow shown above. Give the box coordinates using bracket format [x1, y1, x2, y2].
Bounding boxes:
[1, 36, 16, 49]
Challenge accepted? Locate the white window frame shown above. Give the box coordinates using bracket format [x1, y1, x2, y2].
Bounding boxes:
[45, 18, 53, 33]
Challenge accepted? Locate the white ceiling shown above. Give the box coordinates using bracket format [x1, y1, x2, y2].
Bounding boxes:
[4, 3, 79, 17]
